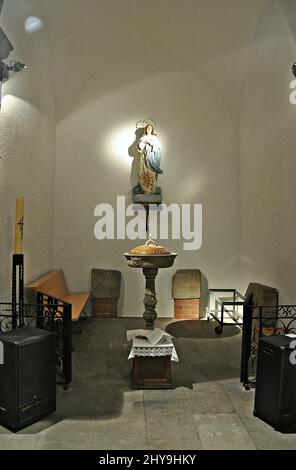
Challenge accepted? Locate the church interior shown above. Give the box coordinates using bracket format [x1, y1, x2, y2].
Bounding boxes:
[0, 0, 296, 451]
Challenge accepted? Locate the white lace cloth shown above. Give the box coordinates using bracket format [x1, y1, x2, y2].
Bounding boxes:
[128, 336, 179, 362]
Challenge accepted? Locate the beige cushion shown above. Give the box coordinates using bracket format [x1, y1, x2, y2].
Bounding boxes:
[172, 269, 201, 299]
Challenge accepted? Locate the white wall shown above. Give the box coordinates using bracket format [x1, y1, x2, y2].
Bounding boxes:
[53, 58, 240, 318]
[4, 0, 296, 316]
[52, 0, 270, 317]
[4, 0, 295, 314]
[238, 0, 296, 303]
[0, 0, 55, 300]
[54, 7, 256, 316]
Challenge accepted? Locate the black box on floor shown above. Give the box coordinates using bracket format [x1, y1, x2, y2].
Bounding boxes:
[0, 328, 56, 431]
[254, 334, 296, 431]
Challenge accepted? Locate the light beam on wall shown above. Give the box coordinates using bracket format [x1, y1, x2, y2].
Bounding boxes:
[104, 123, 138, 170]
[104, 123, 167, 170]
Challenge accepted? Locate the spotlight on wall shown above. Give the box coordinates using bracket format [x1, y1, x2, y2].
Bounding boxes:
[292, 63, 296, 77]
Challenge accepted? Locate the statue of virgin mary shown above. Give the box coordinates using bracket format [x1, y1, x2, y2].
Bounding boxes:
[138, 123, 163, 195]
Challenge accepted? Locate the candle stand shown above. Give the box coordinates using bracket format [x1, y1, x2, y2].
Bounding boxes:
[12, 254, 24, 328]
[12, 197, 25, 329]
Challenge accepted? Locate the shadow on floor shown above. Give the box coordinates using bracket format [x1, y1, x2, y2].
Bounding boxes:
[166, 319, 240, 339]
[1, 317, 243, 435]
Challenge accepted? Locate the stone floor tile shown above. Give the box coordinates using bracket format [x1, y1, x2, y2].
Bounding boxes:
[0, 435, 40, 450]
[145, 437, 201, 451]
[91, 436, 147, 451]
[143, 388, 186, 402]
[36, 438, 94, 450]
[91, 418, 146, 450]
[144, 399, 201, 450]
[186, 382, 235, 414]
[249, 430, 296, 450]
[193, 413, 256, 450]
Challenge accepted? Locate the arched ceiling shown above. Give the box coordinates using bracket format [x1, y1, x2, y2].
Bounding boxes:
[3, 0, 279, 120]
[280, 0, 296, 44]
[35, 0, 271, 121]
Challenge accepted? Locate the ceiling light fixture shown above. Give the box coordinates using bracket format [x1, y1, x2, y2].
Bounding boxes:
[0, 60, 27, 82]
[0, 17, 26, 107]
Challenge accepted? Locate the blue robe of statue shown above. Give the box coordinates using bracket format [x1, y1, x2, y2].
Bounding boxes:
[138, 135, 163, 175]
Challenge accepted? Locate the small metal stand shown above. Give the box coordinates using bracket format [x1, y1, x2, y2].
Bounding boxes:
[12, 254, 24, 328]
[132, 187, 162, 234]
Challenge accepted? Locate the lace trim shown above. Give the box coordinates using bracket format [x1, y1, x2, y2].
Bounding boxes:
[132, 346, 174, 357]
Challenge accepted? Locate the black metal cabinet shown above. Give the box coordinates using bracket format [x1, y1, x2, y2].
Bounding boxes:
[0, 328, 56, 431]
[254, 335, 296, 431]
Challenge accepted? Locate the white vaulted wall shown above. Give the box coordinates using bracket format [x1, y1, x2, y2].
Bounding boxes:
[0, 0, 295, 315]
[53, 69, 238, 317]
[0, 0, 55, 300]
[51, 0, 267, 317]
[237, 0, 296, 303]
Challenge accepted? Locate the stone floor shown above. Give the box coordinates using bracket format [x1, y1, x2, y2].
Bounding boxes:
[1, 317, 296, 450]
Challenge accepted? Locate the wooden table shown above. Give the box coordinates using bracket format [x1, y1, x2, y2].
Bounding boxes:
[129, 337, 177, 389]
[131, 355, 173, 389]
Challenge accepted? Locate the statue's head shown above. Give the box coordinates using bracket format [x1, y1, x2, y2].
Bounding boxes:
[144, 124, 156, 136]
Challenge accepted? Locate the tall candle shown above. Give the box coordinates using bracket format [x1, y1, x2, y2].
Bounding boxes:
[15, 197, 24, 254]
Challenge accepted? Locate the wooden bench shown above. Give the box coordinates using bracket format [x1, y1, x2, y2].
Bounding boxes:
[26, 270, 90, 322]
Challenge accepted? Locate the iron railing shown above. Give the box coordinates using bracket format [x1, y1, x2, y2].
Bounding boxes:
[240, 298, 296, 389]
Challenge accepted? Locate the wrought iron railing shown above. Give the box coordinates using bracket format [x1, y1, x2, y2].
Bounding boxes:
[240, 298, 296, 389]
[0, 291, 72, 389]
